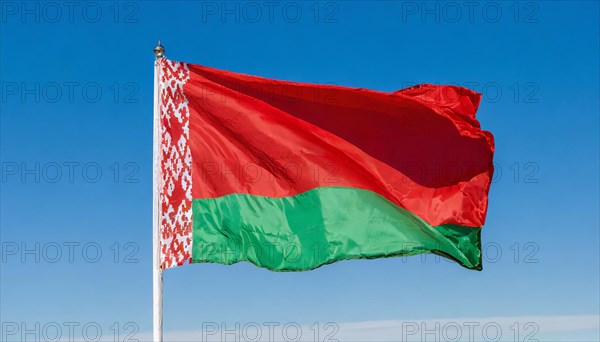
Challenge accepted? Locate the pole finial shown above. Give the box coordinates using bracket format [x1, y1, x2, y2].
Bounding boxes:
[154, 40, 165, 59]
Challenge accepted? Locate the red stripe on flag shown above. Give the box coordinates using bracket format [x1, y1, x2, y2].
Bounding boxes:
[185, 64, 494, 228]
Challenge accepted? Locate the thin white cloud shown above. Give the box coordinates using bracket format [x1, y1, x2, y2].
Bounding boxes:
[131, 315, 599, 342]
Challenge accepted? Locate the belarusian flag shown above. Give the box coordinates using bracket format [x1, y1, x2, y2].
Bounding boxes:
[157, 58, 494, 271]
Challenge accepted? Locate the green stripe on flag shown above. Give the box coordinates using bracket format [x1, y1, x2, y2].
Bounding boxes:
[191, 187, 482, 271]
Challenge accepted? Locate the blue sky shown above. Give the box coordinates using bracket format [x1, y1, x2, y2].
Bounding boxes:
[1, 1, 598, 341]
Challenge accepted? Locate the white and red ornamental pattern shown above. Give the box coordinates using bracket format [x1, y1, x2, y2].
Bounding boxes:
[158, 59, 193, 269]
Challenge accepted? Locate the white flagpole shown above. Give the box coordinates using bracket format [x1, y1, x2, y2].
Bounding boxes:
[152, 41, 165, 342]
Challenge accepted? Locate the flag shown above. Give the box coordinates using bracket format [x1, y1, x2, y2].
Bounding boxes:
[157, 58, 494, 271]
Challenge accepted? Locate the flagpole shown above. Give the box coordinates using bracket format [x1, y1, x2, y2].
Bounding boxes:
[152, 41, 165, 342]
